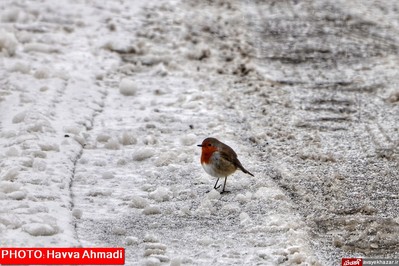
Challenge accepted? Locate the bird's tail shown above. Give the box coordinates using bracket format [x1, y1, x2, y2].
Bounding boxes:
[234, 158, 254, 177]
[238, 165, 254, 177]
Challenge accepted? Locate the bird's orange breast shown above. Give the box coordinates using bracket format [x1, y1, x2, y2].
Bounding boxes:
[200, 146, 218, 164]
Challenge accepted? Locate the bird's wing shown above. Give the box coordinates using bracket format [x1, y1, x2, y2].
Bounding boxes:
[219, 149, 254, 177]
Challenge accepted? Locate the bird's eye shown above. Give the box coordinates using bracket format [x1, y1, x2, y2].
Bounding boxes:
[208, 143, 212, 147]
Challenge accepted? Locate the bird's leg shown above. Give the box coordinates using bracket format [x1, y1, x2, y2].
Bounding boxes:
[221, 177, 230, 194]
[214, 178, 221, 190]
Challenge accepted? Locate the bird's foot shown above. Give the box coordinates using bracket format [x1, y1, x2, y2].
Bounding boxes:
[220, 190, 231, 194]
[214, 184, 222, 190]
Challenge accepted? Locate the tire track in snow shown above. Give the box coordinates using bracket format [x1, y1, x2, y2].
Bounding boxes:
[242, 0, 399, 263]
[365, 122, 398, 160]
[72, 1, 320, 265]
[69, 86, 108, 246]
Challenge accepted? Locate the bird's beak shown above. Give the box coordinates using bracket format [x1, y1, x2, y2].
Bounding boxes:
[197, 144, 202, 147]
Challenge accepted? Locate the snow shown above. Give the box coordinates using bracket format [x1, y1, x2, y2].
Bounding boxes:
[24, 42, 59, 54]
[7, 190, 26, 200]
[130, 195, 149, 209]
[22, 223, 59, 237]
[10, 62, 31, 74]
[149, 187, 172, 202]
[125, 236, 140, 246]
[2, 0, 397, 265]
[12, 111, 27, 123]
[72, 208, 83, 219]
[104, 138, 121, 150]
[0, 29, 18, 56]
[132, 148, 155, 161]
[119, 78, 137, 96]
[179, 133, 197, 146]
[142, 205, 162, 216]
[170, 257, 182, 266]
[119, 131, 138, 146]
[0, 181, 20, 193]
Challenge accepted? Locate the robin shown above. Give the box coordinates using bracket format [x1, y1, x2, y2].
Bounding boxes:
[197, 137, 254, 193]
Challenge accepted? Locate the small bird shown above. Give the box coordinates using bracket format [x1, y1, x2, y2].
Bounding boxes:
[197, 137, 254, 193]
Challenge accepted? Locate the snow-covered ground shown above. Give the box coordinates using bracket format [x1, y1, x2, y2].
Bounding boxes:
[1, 0, 398, 265]
[0, 0, 319, 265]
